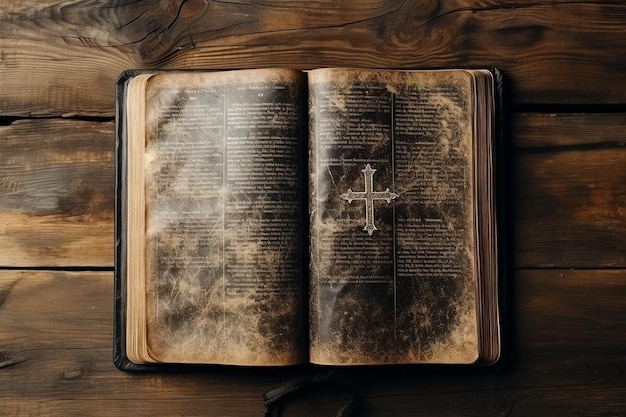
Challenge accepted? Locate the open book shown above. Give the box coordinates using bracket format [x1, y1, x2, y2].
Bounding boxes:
[114, 68, 501, 369]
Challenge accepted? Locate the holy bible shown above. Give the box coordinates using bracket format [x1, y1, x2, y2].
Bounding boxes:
[114, 68, 502, 370]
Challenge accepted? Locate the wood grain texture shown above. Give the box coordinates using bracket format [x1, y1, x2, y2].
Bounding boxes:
[1, 2, 624, 416]
[512, 113, 626, 266]
[515, 148, 626, 268]
[0, 269, 624, 416]
[514, 113, 626, 149]
[0, 119, 114, 267]
[2, 1, 626, 116]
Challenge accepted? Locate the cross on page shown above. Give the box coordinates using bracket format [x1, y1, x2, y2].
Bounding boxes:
[340, 164, 398, 236]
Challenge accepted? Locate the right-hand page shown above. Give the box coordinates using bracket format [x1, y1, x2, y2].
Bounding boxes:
[308, 68, 483, 365]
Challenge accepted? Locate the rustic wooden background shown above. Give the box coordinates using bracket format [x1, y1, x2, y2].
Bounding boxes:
[1, 1, 625, 416]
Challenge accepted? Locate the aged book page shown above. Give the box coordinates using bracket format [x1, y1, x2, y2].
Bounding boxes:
[139, 69, 306, 365]
[308, 69, 479, 365]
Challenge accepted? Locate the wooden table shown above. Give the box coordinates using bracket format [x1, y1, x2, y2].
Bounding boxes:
[1, 1, 625, 416]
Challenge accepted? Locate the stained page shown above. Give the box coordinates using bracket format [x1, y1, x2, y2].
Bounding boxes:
[142, 69, 306, 365]
[308, 69, 478, 365]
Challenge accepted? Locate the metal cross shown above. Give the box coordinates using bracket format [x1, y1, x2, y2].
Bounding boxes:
[340, 164, 398, 236]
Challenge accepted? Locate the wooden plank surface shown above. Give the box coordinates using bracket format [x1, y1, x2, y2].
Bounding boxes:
[0, 119, 114, 267]
[2, 1, 626, 117]
[0, 269, 624, 416]
[514, 113, 626, 148]
[516, 148, 626, 268]
[1, 1, 625, 416]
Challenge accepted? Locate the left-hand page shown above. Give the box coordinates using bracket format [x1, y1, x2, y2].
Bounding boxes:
[131, 69, 307, 366]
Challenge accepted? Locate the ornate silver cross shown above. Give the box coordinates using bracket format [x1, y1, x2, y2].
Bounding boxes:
[340, 164, 398, 236]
